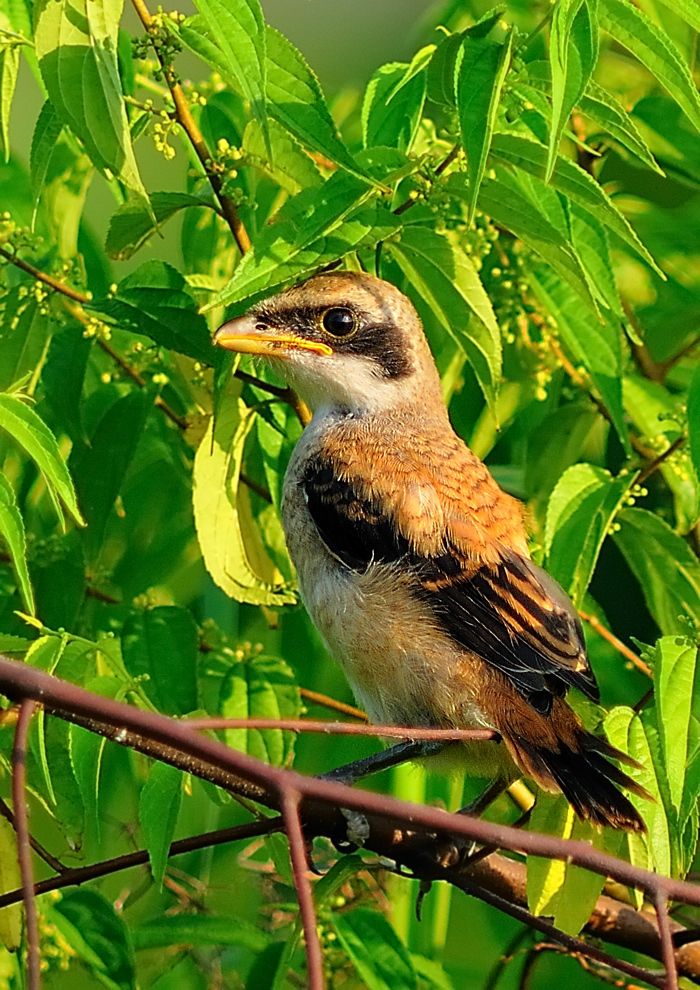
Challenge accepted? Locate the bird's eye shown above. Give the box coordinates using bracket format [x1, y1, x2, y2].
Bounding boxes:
[321, 307, 357, 338]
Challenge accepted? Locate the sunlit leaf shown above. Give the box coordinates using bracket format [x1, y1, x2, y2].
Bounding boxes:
[362, 60, 426, 154]
[106, 192, 214, 261]
[653, 636, 697, 814]
[0, 33, 19, 162]
[0, 816, 20, 950]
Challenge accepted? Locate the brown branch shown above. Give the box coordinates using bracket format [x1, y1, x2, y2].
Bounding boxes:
[299, 687, 368, 721]
[130, 0, 250, 255]
[0, 798, 66, 875]
[636, 435, 686, 487]
[2, 658, 700, 986]
[184, 716, 498, 743]
[578, 610, 652, 678]
[282, 789, 324, 990]
[0, 246, 89, 304]
[393, 144, 460, 216]
[12, 700, 39, 990]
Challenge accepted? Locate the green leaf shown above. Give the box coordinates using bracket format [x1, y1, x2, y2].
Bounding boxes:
[0, 38, 19, 162]
[569, 203, 623, 318]
[0, 473, 34, 613]
[41, 325, 91, 443]
[613, 508, 700, 635]
[50, 889, 136, 990]
[689, 363, 700, 485]
[548, 0, 598, 181]
[69, 390, 148, 560]
[206, 172, 398, 311]
[527, 793, 606, 935]
[219, 653, 300, 765]
[0, 392, 84, 526]
[0, 293, 49, 394]
[362, 60, 426, 154]
[490, 133, 661, 274]
[600, 0, 700, 132]
[266, 26, 365, 177]
[70, 676, 120, 842]
[581, 80, 662, 174]
[34, 0, 149, 204]
[388, 227, 501, 410]
[529, 267, 629, 450]
[0, 816, 21, 950]
[139, 762, 182, 890]
[194, 0, 268, 148]
[456, 28, 513, 223]
[654, 0, 700, 31]
[95, 260, 215, 364]
[106, 192, 214, 261]
[122, 606, 199, 716]
[193, 398, 296, 606]
[653, 636, 697, 814]
[544, 464, 631, 606]
[333, 908, 417, 990]
[243, 117, 322, 194]
[131, 914, 269, 951]
[29, 100, 63, 223]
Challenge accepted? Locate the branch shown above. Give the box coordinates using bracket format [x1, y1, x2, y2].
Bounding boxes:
[578, 610, 652, 678]
[130, 0, 250, 255]
[12, 700, 39, 990]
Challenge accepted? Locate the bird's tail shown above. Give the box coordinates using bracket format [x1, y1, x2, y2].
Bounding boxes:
[499, 700, 650, 832]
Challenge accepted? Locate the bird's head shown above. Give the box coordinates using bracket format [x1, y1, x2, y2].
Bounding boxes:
[214, 271, 445, 417]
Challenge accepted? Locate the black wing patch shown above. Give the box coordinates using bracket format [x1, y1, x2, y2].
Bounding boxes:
[303, 464, 598, 714]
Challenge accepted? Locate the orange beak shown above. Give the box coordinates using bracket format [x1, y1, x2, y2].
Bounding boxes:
[214, 315, 332, 358]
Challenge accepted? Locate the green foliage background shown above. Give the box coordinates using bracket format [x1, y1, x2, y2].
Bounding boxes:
[0, 0, 699, 986]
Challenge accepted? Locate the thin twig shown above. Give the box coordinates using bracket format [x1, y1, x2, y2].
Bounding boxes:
[299, 688, 367, 722]
[130, 0, 251, 255]
[282, 789, 324, 990]
[654, 888, 679, 990]
[578, 611, 652, 678]
[184, 716, 498, 742]
[0, 246, 89, 304]
[636, 435, 686, 488]
[394, 144, 460, 216]
[0, 798, 66, 875]
[12, 700, 39, 990]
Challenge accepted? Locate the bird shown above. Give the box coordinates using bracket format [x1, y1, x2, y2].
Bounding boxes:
[214, 270, 648, 831]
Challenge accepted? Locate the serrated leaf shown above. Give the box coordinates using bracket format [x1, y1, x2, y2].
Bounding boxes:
[29, 100, 63, 224]
[194, 0, 268, 148]
[0, 816, 21, 950]
[0, 472, 33, 613]
[490, 132, 661, 274]
[569, 203, 623, 317]
[527, 793, 606, 935]
[529, 267, 630, 450]
[106, 192, 214, 261]
[206, 172, 398, 311]
[388, 227, 501, 410]
[139, 762, 182, 890]
[654, 0, 700, 31]
[581, 79, 662, 173]
[69, 390, 148, 560]
[0, 392, 84, 526]
[0, 40, 19, 162]
[266, 26, 365, 177]
[243, 117, 322, 194]
[653, 636, 697, 814]
[121, 606, 199, 716]
[219, 653, 301, 765]
[545, 464, 631, 606]
[362, 60, 426, 154]
[95, 260, 215, 363]
[600, 0, 700, 132]
[548, 0, 598, 181]
[456, 28, 513, 223]
[613, 508, 700, 635]
[193, 398, 296, 606]
[333, 909, 417, 990]
[34, 0, 149, 205]
[50, 889, 136, 990]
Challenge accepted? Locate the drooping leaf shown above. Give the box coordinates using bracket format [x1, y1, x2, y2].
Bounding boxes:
[194, 0, 268, 148]
[362, 60, 426, 154]
[653, 636, 697, 815]
[0, 472, 34, 613]
[29, 100, 63, 223]
[527, 792, 607, 935]
[139, 761, 182, 890]
[490, 133, 662, 274]
[544, 464, 631, 606]
[34, 0, 149, 204]
[95, 260, 215, 363]
[529, 267, 629, 450]
[41, 325, 91, 443]
[69, 676, 120, 843]
[0, 392, 84, 526]
[122, 606, 199, 716]
[50, 889, 136, 990]
[613, 508, 700, 635]
[243, 117, 322, 194]
[547, 0, 598, 181]
[388, 226, 501, 410]
[581, 79, 662, 174]
[600, 0, 700, 133]
[333, 909, 417, 990]
[455, 27, 513, 223]
[0, 36, 19, 162]
[193, 397, 296, 606]
[219, 653, 301, 765]
[106, 192, 214, 261]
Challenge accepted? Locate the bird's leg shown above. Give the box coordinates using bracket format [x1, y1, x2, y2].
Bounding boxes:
[319, 739, 447, 786]
[456, 777, 508, 817]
